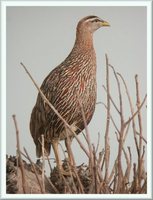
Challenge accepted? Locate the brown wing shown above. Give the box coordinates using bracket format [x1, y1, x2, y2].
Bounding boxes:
[30, 51, 97, 157]
[30, 66, 61, 157]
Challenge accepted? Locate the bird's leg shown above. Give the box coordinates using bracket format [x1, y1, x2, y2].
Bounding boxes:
[65, 137, 76, 168]
[52, 139, 62, 168]
[52, 139, 70, 176]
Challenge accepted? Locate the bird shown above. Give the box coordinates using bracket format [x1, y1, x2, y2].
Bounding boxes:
[30, 15, 110, 174]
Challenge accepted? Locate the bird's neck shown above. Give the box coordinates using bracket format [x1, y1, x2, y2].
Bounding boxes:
[74, 29, 94, 50]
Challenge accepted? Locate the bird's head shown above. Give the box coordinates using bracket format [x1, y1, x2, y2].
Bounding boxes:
[77, 15, 110, 33]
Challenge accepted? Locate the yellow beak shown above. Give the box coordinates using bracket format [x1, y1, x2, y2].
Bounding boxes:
[101, 21, 110, 27]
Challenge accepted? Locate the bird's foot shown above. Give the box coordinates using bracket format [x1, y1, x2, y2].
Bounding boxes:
[58, 166, 72, 176]
[59, 168, 71, 176]
[55, 158, 74, 176]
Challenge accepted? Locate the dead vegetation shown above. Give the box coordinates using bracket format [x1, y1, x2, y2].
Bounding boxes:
[6, 55, 147, 194]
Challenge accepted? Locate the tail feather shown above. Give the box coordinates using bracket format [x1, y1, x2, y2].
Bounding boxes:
[36, 141, 51, 158]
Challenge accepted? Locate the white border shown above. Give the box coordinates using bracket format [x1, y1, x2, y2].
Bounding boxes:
[146, 0, 152, 199]
[1, 0, 7, 199]
[0, 0, 152, 7]
[1, 0, 152, 199]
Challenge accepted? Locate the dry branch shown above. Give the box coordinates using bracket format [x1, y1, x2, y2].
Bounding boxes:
[12, 115, 28, 193]
[78, 99, 94, 171]
[104, 54, 110, 183]
[109, 65, 125, 192]
[41, 134, 45, 193]
[117, 73, 139, 154]
[135, 75, 143, 189]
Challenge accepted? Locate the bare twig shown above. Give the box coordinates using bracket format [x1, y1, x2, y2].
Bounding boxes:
[109, 65, 125, 192]
[109, 64, 124, 125]
[92, 145, 98, 193]
[117, 73, 139, 153]
[41, 134, 45, 193]
[123, 147, 132, 184]
[73, 169, 84, 193]
[104, 54, 110, 183]
[136, 132, 147, 144]
[12, 115, 28, 193]
[95, 132, 100, 153]
[78, 99, 93, 169]
[124, 94, 147, 126]
[38, 137, 52, 173]
[64, 128, 84, 193]
[140, 178, 147, 193]
[118, 72, 147, 191]
[135, 75, 143, 188]
[103, 85, 120, 114]
[123, 120, 131, 145]
[108, 160, 116, 184]
[102, 102, 120, 134]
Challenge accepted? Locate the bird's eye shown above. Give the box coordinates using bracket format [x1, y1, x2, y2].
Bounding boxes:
[94, 19, 99, 23]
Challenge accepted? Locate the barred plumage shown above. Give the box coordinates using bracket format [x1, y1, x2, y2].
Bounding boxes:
[30, 15, 109, 173]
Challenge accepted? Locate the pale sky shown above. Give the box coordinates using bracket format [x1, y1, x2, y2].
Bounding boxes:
[6, 6, 147, 173]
